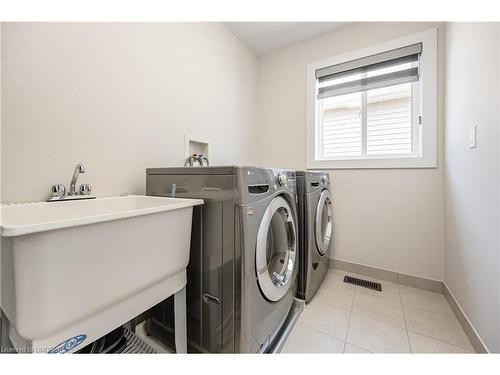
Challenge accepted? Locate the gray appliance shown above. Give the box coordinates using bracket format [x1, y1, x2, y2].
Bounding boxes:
[296, 171, 333, 302]
[145, 166, 300, 353]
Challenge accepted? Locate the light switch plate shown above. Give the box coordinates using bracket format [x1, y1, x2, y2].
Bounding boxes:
[469, 126, 477, 149]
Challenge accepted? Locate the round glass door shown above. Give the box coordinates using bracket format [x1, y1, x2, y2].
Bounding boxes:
[255, 196, 297, 302]
[315, 190, 333, 256]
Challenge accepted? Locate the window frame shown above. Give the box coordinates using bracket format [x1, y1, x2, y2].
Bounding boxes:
[306, 28, 437, 169]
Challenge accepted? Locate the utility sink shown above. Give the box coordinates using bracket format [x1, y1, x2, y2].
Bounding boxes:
[0, 195, 203, 352]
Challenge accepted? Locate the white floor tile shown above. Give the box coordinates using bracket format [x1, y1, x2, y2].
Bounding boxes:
[352, 292, 406, 328]
[282, 324, 345, 353]
[347, 313, 410, 353]
[344, 343, 372, 353]
[299, 299, 351, 341]
[323, 269, 357, 291]
[356, 277, 401, 302]
[313, 282, 355, 311]
[408, 331, 473, 353]
[285, 268, 471, 354]
[404, 306, 472, 350]
[400, 286, 454, 316]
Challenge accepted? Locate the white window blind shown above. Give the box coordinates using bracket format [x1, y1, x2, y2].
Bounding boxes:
[315, 43, 421, 161]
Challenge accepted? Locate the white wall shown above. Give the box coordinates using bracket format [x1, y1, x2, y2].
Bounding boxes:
[1, 23, 258, 203]
[0, 24, 2, 312]
[444, 23, 500, 353]
[257, 22, 446, 280]
[498, 23, 500, 352]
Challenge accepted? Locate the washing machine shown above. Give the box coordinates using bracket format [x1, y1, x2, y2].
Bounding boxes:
[145, 166, 301, 353]
[239, 167, 299, 352]
[296, 171, 333, 302]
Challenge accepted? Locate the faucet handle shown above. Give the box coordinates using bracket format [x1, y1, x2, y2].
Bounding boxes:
[79, 184, 92, 195]
[51, 184, 66, 198]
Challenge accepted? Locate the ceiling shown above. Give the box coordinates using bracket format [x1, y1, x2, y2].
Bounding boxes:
[224, 22, 349, 56]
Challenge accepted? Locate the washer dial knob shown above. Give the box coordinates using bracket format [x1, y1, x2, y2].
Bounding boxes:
[320, 174, 328, 184]
[277, 172, 288, 186]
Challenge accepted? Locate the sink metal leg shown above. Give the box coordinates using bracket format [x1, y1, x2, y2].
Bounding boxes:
[174, 286, 187, 353]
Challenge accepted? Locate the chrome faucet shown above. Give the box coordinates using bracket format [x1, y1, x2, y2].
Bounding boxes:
[47, 163, 95, 202]
[69, 163, 85, 195]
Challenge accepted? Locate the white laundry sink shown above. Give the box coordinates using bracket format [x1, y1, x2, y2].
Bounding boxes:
[0, 195, 203, 352]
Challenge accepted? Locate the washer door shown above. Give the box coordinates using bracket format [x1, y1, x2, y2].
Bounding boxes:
[255, 196, 297, 302]
[315, 190, 333, 256]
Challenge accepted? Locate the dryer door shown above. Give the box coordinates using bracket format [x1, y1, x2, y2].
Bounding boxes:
[315, 190, 333, 256]
[255, 196, 297, 302]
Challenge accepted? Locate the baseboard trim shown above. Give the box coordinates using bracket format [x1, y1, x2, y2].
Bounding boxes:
[329, 258, 443, 294]
[443, 283, 489, 354]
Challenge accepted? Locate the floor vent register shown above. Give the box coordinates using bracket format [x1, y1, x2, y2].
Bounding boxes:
[343, 276, 382, 292]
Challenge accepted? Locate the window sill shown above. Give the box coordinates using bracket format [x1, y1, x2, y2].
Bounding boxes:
[307, 156, 437, 170]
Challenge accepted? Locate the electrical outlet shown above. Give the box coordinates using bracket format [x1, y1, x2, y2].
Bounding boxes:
[468, 126, 477, 149]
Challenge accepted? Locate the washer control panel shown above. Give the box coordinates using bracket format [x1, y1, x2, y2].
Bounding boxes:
[277, 172, 288, 186]
[270, 169, 296, 196]
[242, 167, 297, 199]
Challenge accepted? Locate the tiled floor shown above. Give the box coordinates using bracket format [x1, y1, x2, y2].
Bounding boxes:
[283, 269, 475, 353]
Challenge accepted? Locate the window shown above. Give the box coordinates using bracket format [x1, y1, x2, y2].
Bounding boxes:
[307, 29, 437, 169]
